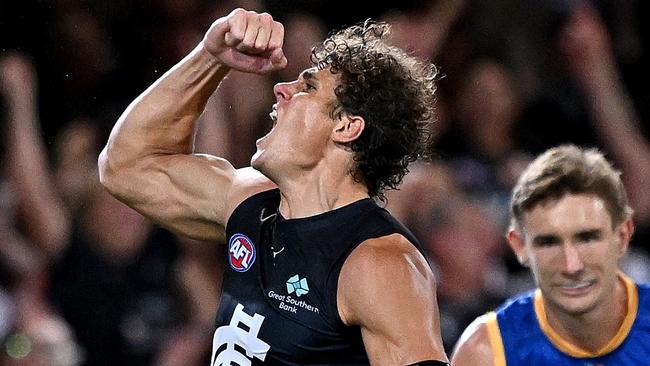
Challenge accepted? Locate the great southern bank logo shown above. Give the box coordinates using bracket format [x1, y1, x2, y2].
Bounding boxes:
[267, 274, 318, 314]
[286, 274, 309, 297]
[228, 234, 256, 272]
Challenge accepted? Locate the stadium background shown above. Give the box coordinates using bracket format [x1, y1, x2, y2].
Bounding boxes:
[1, 0, 649, 364]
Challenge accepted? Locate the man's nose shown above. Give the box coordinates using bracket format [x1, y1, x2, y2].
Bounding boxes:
[562, 243, 585, 274]
[273, 82, 293, 101]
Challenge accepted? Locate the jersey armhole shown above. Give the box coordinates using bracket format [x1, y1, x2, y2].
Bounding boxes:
[486, 312, 507, 366]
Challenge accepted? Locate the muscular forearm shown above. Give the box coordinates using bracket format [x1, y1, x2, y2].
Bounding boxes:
[100, 43, 230, 176]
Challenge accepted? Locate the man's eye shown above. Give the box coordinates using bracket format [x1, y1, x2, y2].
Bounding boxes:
[577, 231, 602, 243]
[537, 239, 557, 247]
[533, 236, 559, 247]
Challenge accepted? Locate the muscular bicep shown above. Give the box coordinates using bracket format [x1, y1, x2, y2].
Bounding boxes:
[451, 315, 496, 366]
[99, 150, 271, 241]
[338, 234, 448, 365]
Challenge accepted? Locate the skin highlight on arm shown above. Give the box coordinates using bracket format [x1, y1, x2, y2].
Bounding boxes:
[451, 314, 499, 366]
[338, 234, 448, 365]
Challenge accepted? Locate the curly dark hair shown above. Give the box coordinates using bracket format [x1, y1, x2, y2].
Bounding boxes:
[311, 20, 439, 200]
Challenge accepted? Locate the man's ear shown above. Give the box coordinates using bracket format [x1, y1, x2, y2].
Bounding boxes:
[507, 227, 529, 267]
[616, 217, 634, 257]
[332, 115, 365, 143]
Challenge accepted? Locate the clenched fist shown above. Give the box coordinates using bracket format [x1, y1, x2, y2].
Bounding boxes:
[203, 8, 287, 74]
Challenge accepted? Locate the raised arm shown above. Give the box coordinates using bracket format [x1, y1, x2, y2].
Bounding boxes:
[383, 0, 466, 61]
[560, 5, 650, 222]
[98, 9, 286, 241]
[337, 234, 449, 365]
[0, 54, 70, 257]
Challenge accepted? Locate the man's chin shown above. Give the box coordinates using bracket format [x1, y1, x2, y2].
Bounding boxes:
[251, 151, 265, 171]
[549, 294, 598, 317]
[250, 156, 261, 170]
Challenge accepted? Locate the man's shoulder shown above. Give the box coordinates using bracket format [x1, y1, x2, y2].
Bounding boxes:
[457, 313, 492, 343]
[451, 313, 496, 366]
[225, 167, 277, 220]
[336, 233, 448, 362]
[338, 233, 435, 323]
[452, 291, 536, 363]
[351, 204, 424, 256]
[341, 234, 428, 288]
[232, 167, 275, 192]
[495, 290, 536, 313]
[346, 234, 428, 278]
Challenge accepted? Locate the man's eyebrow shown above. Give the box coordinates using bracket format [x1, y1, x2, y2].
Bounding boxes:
[532, 234, 559, 246]
[574, 229, 602, 239]
[300, 69, 319, 84]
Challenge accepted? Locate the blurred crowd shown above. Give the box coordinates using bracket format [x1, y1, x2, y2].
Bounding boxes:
[1, 0, 649, 364]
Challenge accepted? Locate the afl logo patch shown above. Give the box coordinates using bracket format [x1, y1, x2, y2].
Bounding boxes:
[228, 234, 256, 272]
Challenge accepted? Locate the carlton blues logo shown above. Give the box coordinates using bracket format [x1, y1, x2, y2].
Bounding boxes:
[228, 233, 257, 272]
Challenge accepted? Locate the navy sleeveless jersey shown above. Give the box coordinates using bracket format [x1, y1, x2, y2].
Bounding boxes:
[484, 273, 650, 365]
[210, 189, 424, 365]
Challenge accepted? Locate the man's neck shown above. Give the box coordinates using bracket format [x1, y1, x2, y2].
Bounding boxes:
[275, 168, 369, 220]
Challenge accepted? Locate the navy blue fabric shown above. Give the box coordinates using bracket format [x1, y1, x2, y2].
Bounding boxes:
[211, 189, 423, 365]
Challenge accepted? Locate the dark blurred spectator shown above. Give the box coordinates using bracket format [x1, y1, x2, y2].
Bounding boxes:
[47, 121, 222, 366]
[426, 200, 509, 351]
[48, 189, 182, 366]
[439, 58, 532, 226]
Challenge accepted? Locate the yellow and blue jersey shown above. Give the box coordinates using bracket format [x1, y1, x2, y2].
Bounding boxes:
[485, 273, 650, 365]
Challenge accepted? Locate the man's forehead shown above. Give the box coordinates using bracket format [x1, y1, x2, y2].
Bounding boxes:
[298, 67, 336, 82]
[520, 193, 612, 234]
[298, 67, 318, 80]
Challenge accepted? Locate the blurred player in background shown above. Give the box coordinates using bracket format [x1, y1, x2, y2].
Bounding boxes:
[452, 144, 650, 365]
